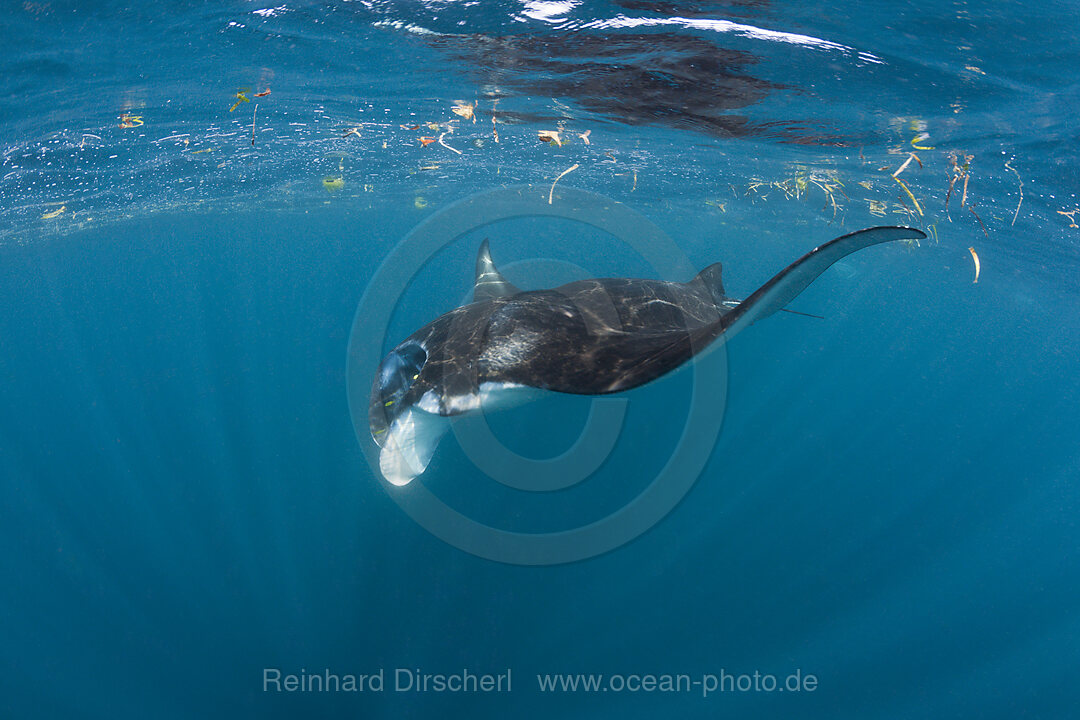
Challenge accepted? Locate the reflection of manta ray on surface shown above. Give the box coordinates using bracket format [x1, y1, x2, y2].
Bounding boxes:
[370, 226, 925, 486]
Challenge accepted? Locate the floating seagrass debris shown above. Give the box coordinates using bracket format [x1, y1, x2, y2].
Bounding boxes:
[41, 205, 66, 219]
[254, 89, 271, 98]
[946, 152, 974, 219]
[451, 102, 475, 122]
[538, 130, 562, 147]
[911, 133, 934, 150]
[1058, 208, 1079, 228]
[118, 113, 143, 128]
[1004, 158, 1023, 226]
[579, 130, 591, 145]
[968, 247, 981, 283]
[968, 203, 989, 238]
[437, 132, 461, 155]
[892, 152, 921, 178]
[229, 90, 250, 112]
[419, 136, 436, 146]
[891, 175, 923, 216]
[549, 163, 579, 204]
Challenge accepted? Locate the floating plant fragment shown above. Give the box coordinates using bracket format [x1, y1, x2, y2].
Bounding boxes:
[968, 204, 989, 237]
[946, 152, 974, 219]
[891, 176, 923, 216]
[451, 102, 475, 122]
[548, 163, 579, 204]
[229, 90, 250, 112]
[1005, 158, 1023, 226]
[892, 152, 921, 178]
[911, 133, 934, 150]
[437, 133, 462, 155]
[538, 130, 562, 147]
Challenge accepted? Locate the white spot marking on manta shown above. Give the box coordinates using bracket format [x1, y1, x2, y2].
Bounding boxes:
[483, 327, 543, 366]
[444, 392, 482, 414]
[477, 381, 546, 412]
[417, 390, 442, 414]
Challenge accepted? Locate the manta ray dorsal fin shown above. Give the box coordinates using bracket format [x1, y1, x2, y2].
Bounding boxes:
[692, 262, 726, 303]
[474, 239, 522, 301]
[720, 226, 926, 339]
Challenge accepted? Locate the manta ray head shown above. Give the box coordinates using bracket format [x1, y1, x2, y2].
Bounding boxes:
[369, 338, 450, 486]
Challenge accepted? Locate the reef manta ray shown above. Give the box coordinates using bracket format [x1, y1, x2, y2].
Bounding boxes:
[370, 226, 924, 485]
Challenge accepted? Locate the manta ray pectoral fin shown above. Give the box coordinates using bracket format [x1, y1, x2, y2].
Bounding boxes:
[379, 407, 450, 486]
[721, 226, 926, 338]
[474, 239, 522, 301]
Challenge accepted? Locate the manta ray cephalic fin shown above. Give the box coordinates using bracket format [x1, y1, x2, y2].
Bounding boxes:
[473, 239, 522, 301]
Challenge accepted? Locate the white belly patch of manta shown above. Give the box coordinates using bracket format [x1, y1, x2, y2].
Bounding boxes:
[380, 381, 543, 486]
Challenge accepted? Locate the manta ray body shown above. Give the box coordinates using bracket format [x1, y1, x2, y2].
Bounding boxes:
[370, 226, 924, 485]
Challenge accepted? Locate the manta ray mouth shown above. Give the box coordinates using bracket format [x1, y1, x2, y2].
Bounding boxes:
[378, 382, 541, 485]
[379, 407, 450, 486]
[375, 381, 545, 485]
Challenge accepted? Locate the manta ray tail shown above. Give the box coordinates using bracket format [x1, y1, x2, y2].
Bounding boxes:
[718, 226, 925, 339]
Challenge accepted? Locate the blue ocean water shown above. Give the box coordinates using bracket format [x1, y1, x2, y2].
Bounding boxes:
[2, 1, 1079, 717]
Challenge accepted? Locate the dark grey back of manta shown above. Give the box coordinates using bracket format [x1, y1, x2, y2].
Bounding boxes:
[370, 226, 925, 485]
